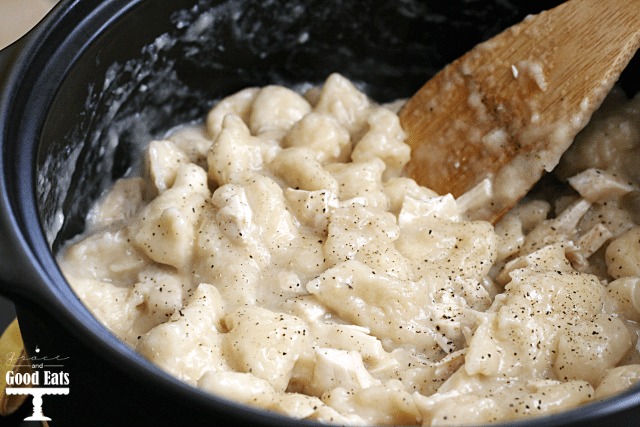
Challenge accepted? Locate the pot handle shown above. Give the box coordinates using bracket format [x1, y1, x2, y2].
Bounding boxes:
[0, 221, 41, 302]
[0, 38, 25, 87]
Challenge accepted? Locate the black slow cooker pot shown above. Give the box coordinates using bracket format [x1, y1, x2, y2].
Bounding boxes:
[1, 0, 639, 426]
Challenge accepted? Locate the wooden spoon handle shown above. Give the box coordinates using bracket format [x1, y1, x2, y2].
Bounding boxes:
[401, 0, 640, 223]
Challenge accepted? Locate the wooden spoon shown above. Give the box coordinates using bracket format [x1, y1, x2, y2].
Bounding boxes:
[399, 0, 640, 223]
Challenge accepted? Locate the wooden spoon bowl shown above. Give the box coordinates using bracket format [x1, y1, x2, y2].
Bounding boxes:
[400, 0, 640, 223]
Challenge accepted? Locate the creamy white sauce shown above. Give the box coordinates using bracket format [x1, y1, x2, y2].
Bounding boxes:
[58, 75, 640, 426]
